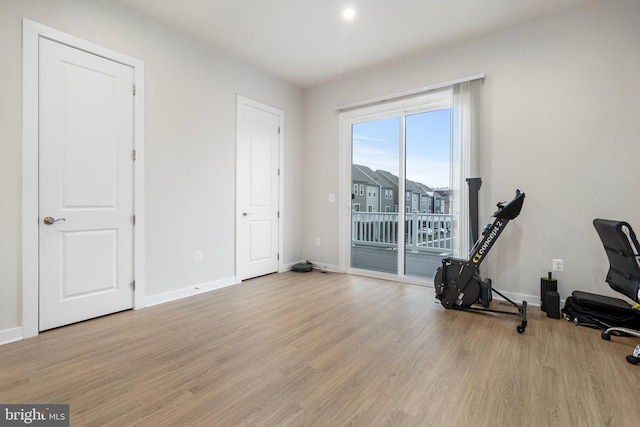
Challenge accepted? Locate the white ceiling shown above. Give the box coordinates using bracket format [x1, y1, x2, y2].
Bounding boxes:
[115, 0, 598, 88]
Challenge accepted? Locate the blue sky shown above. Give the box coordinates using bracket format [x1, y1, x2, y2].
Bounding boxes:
[352, 108, 451, 188]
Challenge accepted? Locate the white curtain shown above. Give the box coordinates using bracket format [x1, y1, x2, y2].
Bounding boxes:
[450, 79, 481, 258]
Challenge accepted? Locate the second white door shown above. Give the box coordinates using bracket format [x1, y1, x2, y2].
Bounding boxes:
[236, 97, 281, 280]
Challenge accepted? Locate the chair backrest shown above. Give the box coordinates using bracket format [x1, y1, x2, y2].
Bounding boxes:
[593, 219, 640, 303]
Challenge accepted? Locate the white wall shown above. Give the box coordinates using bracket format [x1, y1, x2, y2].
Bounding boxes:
[302, 0, 640, 303]
[0, 0, 303, 338]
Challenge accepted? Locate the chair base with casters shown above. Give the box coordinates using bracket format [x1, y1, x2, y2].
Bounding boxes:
[593, 219, 640, 365]
[601, 327, 640, 364]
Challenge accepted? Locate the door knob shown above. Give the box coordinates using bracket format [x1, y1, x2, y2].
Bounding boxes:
[43, 217, 66, 225]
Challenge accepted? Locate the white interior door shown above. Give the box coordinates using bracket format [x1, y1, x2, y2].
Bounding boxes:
[38, 37, 135, 331]
[237, 97, 281, 280]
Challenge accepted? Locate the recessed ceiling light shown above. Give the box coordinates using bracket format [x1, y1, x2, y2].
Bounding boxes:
[343, 7, 356, 21]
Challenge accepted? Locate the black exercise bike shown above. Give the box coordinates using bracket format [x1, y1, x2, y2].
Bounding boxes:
[434, 184, 528, 333]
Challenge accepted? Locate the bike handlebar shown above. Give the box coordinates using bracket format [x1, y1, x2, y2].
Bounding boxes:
[493, 189, 525, 220]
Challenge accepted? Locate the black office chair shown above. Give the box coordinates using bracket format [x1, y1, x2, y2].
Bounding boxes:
[593, 219, 640, 364]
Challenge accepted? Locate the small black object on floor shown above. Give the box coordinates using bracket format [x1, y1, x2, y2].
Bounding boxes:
[292, 261, 314, 273]
[541, 271, 561, 319]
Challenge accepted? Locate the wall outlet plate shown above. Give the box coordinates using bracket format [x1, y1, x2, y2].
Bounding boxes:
[552, 259, 564, 272]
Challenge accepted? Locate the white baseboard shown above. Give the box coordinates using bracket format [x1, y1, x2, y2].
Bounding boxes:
[282, 260, 341, 274]
[144, 276, 239, 307]
[306, 261, 342, 273]
[0, 327, 23, 346]
[280, 261, 300, 272]
[492, 290, 547, 308]
[493, 290, 532, 305]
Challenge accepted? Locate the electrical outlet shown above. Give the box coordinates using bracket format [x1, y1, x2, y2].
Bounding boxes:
[195, 250, 203, 262]
[315, 237, 321, 246]
[552, 259, 564, 272]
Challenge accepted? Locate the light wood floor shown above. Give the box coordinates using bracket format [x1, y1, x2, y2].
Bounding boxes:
[1, 272, 639, 426]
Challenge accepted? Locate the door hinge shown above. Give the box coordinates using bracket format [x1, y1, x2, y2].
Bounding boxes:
[277, 253, 280, 260]
[277, 168, 280, 176]
[132, 215, 136, 225]
[132, 149, 136, 161]
[277, 211, 280, 218]
[131, 280, 136, 290]
[133, 84, 136, 96]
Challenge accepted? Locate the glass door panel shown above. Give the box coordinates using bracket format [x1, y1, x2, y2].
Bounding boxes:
[404, 109, 452, 279]
[351, 117, 400, 274]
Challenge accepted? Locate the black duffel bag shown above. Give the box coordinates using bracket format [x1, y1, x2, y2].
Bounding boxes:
[561, 290, 640, 330]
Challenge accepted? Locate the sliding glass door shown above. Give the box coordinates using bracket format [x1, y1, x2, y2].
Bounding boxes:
[342, 80, 481, 283]
[349, 105, 453, 280]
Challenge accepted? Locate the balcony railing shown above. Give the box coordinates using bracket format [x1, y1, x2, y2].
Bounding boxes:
[352, 212, 453, 253]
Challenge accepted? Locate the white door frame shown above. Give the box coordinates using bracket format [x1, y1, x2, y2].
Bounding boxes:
[338, 90, 452, 285]
[21, 19, 145, 338]
[235, 95, 284, 279]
